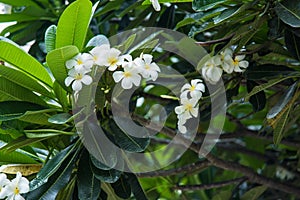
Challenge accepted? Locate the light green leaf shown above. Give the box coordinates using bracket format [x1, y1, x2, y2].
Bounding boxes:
[0, 14, 38, 22]
[45, 25, 57, 53]
[273, 105, 292, 145]
[0, 78, 47, 106]
[241, 186, 267, 200]
[48, 113, 72, 125]
[0, 0, 42, 7]
[56, 0, 92, 50]
[53, 81, 69, 112]
[0, 38, 53, 87]
[0, 65, 53, 98]
[46, 45, 79, 92]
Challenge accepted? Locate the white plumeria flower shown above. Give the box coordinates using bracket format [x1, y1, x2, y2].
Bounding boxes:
[90, 44, 110, 66]
[201, 56, 223, 85]
[134, 53, 160, 81]
[177, 119, 187, 133]
[91, 44, 123, 71]
[1, 172, 29, 200]
[180, 79, 205, 100]
[0, 173, 10, 199]
[175, 98, 199, 120]
[231, 55, 249, 72]
[65, 53, 93, 72]
[65, 68, 93, 91]
[220, 48, 234, 74]
[112, 66, 142, 89]
[121, 54, 135, 69]
[150, 0, 161, 11]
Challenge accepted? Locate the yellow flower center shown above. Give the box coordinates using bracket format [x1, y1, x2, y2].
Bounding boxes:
[93, 55, 98, 61]
[145, 64, 151, 70]
[190, 85, 195, 91]
[77, 59, 83, 65]
[108, 57, 118, 66]
[185, 103, 193, 111]
[75, 73, 83, 80]
[123, 71, 132, 78]
[233, 59, 239, 66]
[14, 187, 20, 195]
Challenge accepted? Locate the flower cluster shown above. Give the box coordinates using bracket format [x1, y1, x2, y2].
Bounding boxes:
[0, 172, 29, 200]
[175, 79, 205, 133]
[65, 44, 160, 91]
[201, 48, 249, 84]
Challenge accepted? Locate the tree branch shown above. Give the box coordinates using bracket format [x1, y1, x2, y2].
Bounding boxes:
[137, 160, 210, 177]
[173, 177, 247, 191]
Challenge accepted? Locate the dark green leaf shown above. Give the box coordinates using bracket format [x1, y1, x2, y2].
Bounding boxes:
[48, 113, 72, 125]
[91, 163, 122, 184]
[0, 101, 46, 121]
[77, 150, 101, 200]
[26, 147, 78, 200]
[247, 80, 266, 112]
[245, 64, 295, 80]
[240, 186, 267, 200]
[158, 5, 176, 29]
[124, 173, 148, 200]
[284, 29, 300, 61]
[29, 144, 75, 191]
[111, 175, 131, 199]
[275, 0, 300, 28]
[267, 82, 298, 119]
[192, 0, 226, 12]
[103, 119, 150, 152]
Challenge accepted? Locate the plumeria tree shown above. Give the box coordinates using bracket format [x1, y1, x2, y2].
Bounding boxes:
[0, 0, 299, 199]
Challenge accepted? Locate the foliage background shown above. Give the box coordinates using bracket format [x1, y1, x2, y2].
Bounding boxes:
[0, 0, 299, 199]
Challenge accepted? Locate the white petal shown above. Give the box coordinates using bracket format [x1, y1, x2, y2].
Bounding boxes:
[207, 67, 222, 83]
[191, 79, 202, 86]
[112, 71, 124, 83]
[195, 82, 205, 92]
[110, 48, 121, 57]
[175, 105, 185, 114]
[81, 75, 93, 85]
[65, 77, 74, 86]
[239, 60, 249, 69]
[134, 57, 144, 67]
[222, 61, 233, 74]
[149, 71, 158, 81]
[121, 78, 133, 89]
[180, 90, 189, 99]
[150, 0, 161, 11]
[181, 83, 191, 92]
[72, 80, 83, 91]
[190, 90, 202, 100]
[14, 194, 25, 200]
[235, 55, 245, 61]
[142, 54, 153, 64]
[108, 64, 118, 71]
[150, 63, 160, 72]
[234, 66, 243, 72]
[190, 107, 199, 117]
[66, 59, 77, 69]
[131, 74, 141, 86]
[178, 123, 187, 133]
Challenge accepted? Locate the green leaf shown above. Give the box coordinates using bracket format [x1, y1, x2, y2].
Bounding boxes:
[275, 0, 300, 28]
[0, 38, 52, 87]
[91, 164, 122, 184]
[56, 176, 76, 200]
[0, 0, 42, 7]
[86, 35, 109, 47]
[0, 65, 53, 98]
[0, 101, 46, 121]
[284, 29, 300, 61]
[53, 81, 69, 112]
[192, 0, 226, 12]
[0, 14, 38, 22]
[245, 64, 295, 80]
[240, 186, 267, 200]
[273, 104, 292, 145]
[29, 144, 76, 191]
[0, 136, 46, 153]
[77, 150, 101, 200]
[0, 148, 38, 164]
[111, 175, 131, 199]
[0, 78, 47, 106]
[213, 7, 239, 24]
[267, 82, 298, 119]
[46, 45, 79, 92]
[45, 25, 57, 53]
[56, 0, 92, 50]
[48, 113, 72, 125]
[247, 81, 266, 112]
[212, 190, 232, 200]
[26, 146, 78, 200]
[245, 76, 297, 102]
[103, 119, 150, 152]
[90, 154, 113, 170]
[124, 173, 148, 200]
